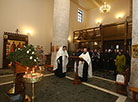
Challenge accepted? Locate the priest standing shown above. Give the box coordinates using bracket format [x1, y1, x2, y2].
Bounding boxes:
[53, 46, 69, 78]
[75, 48, 92, 82]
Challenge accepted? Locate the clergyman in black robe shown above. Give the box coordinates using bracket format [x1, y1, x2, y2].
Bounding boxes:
[53, 46, 69, 78]
[74, 48, 92, 82]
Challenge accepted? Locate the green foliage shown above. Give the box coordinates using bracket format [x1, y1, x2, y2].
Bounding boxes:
[7, 44, 38, 68]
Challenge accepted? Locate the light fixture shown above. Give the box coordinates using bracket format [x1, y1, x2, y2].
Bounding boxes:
[26, 30, 32, 36]
[68, 36, 71, 42]
[116, 13, 124, 19]
[74, 36, 78, 40]
[94, 42, 98, 45]
[96, 19, 102, 25]
[99, 2, 111, 13]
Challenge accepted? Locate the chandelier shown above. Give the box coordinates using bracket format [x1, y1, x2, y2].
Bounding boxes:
[99, 2, 111, 13]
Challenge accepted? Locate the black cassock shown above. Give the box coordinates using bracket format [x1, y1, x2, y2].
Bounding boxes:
[79, 60, 89, 82]
[55, 56, 66, 78]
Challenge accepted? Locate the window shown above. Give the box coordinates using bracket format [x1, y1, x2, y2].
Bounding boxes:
[78, 8, 83, 23]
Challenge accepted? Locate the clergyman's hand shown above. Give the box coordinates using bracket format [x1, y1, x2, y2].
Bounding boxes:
[58, 60, 60, 64]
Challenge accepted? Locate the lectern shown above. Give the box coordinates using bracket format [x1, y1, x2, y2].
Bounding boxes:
[69, 56, 84, 85]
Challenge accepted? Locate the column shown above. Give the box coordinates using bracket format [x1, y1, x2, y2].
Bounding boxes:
[51, 0, 70, 65]
[130, 0, 132, 19]
[129, 0, 138, 94]
[126, 0, 132, 21]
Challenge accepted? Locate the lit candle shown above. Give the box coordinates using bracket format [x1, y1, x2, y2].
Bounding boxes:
[31, 71, 33, 77]
[25, 72, 27, 75]
[39, 67, 42, 73]
[32, 68, 35, 73]
[25, 72, 28, 77]
[26, 67, 29, 73]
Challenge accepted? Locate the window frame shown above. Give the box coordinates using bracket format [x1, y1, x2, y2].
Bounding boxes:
[78, 8, 83, 23]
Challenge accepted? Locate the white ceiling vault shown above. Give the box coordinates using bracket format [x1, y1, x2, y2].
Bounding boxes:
[71, 0, 115, 10]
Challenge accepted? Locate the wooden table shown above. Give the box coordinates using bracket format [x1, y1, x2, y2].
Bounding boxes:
[130, 87, 138, 102]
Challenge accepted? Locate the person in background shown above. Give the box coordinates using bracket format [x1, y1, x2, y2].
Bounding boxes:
[109, 49, 114, 71]
[75, 48, 82, 56]
[125, 49, 131, 69]
[90, 49, 94, 72]
[104, 49, 110, 71]
[97, 49, 101, 70]
[80, 49, 83, 53]
[113, 49, 118, 76]
[90, 49, 94, 57]
[114, 49, 118, 58]
[93, 49, 99, 71]
[115, 50, 126, 73]
[54, 46, 69, 78]
[100, 50, 104, 70]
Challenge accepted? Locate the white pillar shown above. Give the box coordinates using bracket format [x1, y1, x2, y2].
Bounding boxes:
[129, 0, 138, 93]
[51, 0, 70, 65]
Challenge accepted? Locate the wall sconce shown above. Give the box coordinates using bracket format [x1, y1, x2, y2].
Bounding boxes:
[26, 30, 32, 36]
[116, 13, 124, 19]
[68, 36, 71, 42]
[96, 19, 102, 25]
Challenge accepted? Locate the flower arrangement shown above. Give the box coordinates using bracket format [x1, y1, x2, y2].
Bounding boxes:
[8, 44, 38, 68]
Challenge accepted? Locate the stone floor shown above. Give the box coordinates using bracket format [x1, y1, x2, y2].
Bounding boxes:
[0, 68, 131, 102]
[0, 69, 13, 75]
[93, 70, 115, 80]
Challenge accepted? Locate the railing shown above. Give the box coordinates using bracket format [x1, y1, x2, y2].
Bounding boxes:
[74, 27, 101, 42]
[73, 21, 132, 42]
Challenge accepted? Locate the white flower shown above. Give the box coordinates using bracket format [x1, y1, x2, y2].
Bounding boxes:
[18, 48, 20, 50]
[30, 56, 33, 60]
[32, 51, 34, 54]
[27, 50, 29, 54]
[34, 59, 36, 62]
[24, 45, 26, 48]
[29, 49, 31, 51]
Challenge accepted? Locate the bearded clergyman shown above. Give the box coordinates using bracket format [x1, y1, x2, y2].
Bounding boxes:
[53, 46, 69, 78]
[74, 48, 92, 82]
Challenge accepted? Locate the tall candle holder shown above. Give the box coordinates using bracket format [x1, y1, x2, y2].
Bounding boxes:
[23, 66, 43, 102]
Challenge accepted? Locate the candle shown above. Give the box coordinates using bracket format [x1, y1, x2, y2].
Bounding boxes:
[32, 68, 35, 73]
[25, 72, 29, 78]
[25, 72, 27, 75]
[26, 67, 29, 73]
[39, 67, 42, 73]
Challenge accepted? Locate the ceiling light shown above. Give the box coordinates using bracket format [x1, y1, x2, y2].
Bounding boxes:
[100, 2, 111, 13]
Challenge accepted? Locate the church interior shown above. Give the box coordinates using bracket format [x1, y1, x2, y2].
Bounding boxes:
[0, 0, 138, 102]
